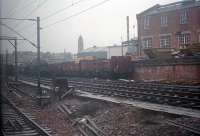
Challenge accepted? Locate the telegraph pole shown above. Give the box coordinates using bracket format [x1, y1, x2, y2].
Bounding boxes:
[0, 17, 42, 106]
[127, 16, 130, 46]
[37, 17, 41, 100]
[14, 39, 18, 81]
[0, 37, 24, 82]
[5, 50, 8, 83]
[121, 36, 123, 56]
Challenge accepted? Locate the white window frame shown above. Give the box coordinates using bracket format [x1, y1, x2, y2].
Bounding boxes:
[180, 11, 188, 24]
[142, 38, 152, 48]
[160, 36, 171, 48]
[144, 16, 150, 29]
[178, 33, 190, 48]
[161, 16, 168, 27]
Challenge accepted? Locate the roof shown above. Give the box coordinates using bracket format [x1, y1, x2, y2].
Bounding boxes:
[137, 0, 200, 16]
[80, 41, 138, 53]
[80, 46, 107, 53]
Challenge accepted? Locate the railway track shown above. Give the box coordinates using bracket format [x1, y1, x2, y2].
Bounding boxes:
[165, 120, 200, 135]
[69, 80, 200, 108]
[8, 82, 36, 98]
[1, 96, 52, 136]
[17, 77, 200, 135]
[19, 77, 200, 110]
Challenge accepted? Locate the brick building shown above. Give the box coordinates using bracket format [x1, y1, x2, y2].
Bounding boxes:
[137, 0, 200, 55]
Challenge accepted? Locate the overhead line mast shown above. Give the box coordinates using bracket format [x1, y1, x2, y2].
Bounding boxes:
[0, 17, 42, 106]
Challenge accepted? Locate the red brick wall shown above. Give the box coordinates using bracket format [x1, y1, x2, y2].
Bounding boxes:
[133, 64, 200, 81]
[137, 6, 200, 55]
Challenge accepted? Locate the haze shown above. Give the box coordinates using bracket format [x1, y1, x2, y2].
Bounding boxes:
[1, 0, 177, 53]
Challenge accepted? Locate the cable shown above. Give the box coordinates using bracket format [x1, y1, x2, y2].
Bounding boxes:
[42, 0, 88, 21]
[14, 0, 48, 29]
[6, 0, 26, 17]
[18, 0, 84, 31]
[17, 0, 89, 31]
[0, 17, 36, 32]
[0, 23, 37, 47]
[8, 0, 36, 17]
[17, 22, 36, 32]
[0, 17, 36, 21]
[24, 0, 48, 19]
[42, 0, 111, 29]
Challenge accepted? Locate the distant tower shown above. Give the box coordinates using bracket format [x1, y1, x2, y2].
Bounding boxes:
[78, 35, 84, 53]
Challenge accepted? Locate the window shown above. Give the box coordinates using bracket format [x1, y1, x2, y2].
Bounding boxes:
[178, 33, 190, 48]
[180, 11, 188, 24]
[142, 38, 152, 48]
[161, 16, 168, 26]
[144, 16, 150, 29]
[160, 36, 171, 48]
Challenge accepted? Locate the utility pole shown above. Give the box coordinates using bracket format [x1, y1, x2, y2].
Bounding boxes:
[0, 17, 43, 106]
[133, 25, 135, 39]
[108, 46, 110, 59]
[0, 37, 24, 82]
[127, 16, 130, 46]
[14, 39, 18, 81]
[121, 36, 123, 56]
[5, 50, 8, 83]
[37, 17, 41, 102]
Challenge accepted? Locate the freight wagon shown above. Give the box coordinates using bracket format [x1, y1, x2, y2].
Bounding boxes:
[80, 59, 111, 78]
[22, 56, 133, 79]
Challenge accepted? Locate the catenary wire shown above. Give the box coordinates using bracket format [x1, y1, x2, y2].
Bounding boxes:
[42, 0, 89, 21]
[0, 17, 36, 21]
[14, 0, 48, 29]
[18, 0, 87, 31]
[7, 0, 36, 18]
[0, 23, 37, 47]
[42, 0, 111, 29]
[6, 0, 24, 17]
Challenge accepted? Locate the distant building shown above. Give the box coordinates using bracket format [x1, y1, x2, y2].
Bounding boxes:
[108, 39, 138, 58]
[78, 46, 107, 59]
[44, 52, 72, 64]
[78, 35, 84, 53]
[137, 0, 200, 55]
[16, 51, 72, 65]
[17, 51, 37, 65]
[77, 39, 138, 59]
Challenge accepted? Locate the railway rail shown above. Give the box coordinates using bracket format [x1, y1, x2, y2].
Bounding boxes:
[1, 96, 52, 136]
[8, 82, 36, 98]
[19, 77, 200, 110]
[165, 120, 200, 135]
[16, 77, 200, 135]
[7, 80, 105, 136]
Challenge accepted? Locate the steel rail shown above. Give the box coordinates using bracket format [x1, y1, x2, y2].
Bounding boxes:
[2, 96, 52, 136]
[19, 77, 200, 109]
[166, 119, 200, 135]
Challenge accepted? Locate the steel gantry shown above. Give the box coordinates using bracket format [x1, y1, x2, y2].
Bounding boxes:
[0, 36, 25, 82]
[0, 17, 42, 106]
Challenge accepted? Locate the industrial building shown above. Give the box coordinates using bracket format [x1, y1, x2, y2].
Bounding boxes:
[137, 0, 200, 55]
[77, 39, 138, 59]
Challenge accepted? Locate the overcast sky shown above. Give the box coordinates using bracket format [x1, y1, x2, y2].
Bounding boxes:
[1, 0, 178, 54]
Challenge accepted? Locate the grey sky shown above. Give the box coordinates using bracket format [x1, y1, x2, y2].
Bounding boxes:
[1, 0, 178, 53]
